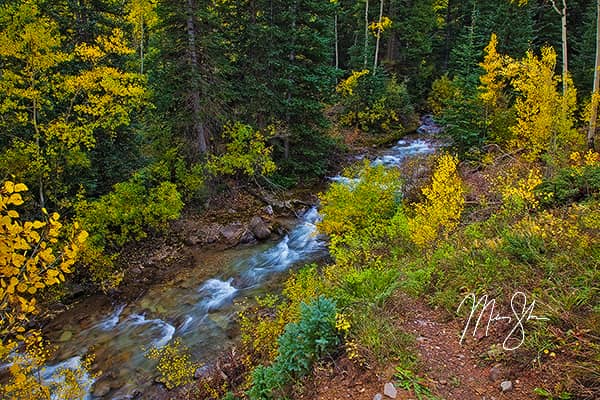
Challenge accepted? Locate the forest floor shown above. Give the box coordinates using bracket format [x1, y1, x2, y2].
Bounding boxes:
[297, 292, 567, 400]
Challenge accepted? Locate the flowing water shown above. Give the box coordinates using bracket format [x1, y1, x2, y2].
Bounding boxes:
[42, 127, 437, 399]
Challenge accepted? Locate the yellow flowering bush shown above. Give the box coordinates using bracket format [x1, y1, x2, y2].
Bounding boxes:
[408, 154, 465, 247]
[147, 338, 199, 389]
[497, 166, 543, 211]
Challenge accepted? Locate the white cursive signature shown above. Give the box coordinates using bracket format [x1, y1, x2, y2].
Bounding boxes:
[457, 291, 549, 351]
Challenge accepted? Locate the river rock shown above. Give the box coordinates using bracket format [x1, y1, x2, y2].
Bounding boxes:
[92, 381, 112, 397]
[489, 364, 502, 381]
[384, 382, 397, 398]
[417, 114, 443, 135]
[249, 216, 271, 240]
[500, 380, 513, 392]
[220, 222, 244, 244]
[58, 330, 73, 342]
[239, 229, 256, 244]
[374, 394, 383, 400]
[209, 314, 230, 330]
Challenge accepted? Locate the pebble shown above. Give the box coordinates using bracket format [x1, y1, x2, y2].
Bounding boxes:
[384, 382, 397, 398]
[489, 364, 502, 382]
[373, 394, 383, 400]
[500, 380, 513, 392]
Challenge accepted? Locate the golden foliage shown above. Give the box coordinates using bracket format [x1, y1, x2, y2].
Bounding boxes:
[0, 181, 90, 398]
[368, 16, 393, 36]
[408, 154, 465, 247]
[336, 69, 370, 97]
[479, 33, 510, 108]
[147, 338, 200, 390]
[494, 165, 543, 212]
[318, 161, 402, 238]
[510, 47, 579, 161]
[479, 34, 580, 161]
[0, 181, 86, 338]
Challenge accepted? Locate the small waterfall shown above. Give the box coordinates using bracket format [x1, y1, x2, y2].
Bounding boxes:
[94, 304, 126, 331]
[121, 314, 176, 348]
[198, 278, 238, 312]
[241, 207, 324, 284]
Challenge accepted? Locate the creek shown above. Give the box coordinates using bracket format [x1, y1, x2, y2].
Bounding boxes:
[42, 125, 438, 399]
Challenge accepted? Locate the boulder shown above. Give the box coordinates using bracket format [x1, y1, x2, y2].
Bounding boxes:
[220, 222, 244, 244]
[239, 229, 256, 244]
[249, 216, 271, 240]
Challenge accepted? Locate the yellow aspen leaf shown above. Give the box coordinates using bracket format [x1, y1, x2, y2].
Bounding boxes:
[77, 230, 89, 243]
[28, 231, 40, 243]
[47, 270, 59, 278]
[4, 181, 15, 194]
[27, 287, 36, 295]
[11, 254, 25, 267]
[13, 183, 27, 192]
[32, 221, 45, 229]
[8, 194, 23, 206]
[16, 283, 27, 293]
[7, 210, 19, 218]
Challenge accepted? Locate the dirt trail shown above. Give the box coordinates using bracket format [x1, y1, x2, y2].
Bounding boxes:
[299, 293, 561, 400]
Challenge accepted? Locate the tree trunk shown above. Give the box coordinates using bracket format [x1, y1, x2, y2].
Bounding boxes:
[588, 0, 600, 150]
[550, 0, 568, 95]
[185, 0, 207, 156]
[561, 0, 568, 94]
[364, 0, 369, 69]
[373, 0, 384, 72]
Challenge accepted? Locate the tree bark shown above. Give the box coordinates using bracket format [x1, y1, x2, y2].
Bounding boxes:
[185, 0, 207, 156]
[588, 0, 600, 150]
[373, 0, 384, 72]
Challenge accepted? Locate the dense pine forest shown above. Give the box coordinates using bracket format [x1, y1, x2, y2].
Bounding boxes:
[1, 0, 599, 398]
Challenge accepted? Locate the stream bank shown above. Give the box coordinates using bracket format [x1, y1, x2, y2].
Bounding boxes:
[40, 118, 440, 399]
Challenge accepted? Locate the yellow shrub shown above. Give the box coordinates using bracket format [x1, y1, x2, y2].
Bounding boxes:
[318, 161, 402, 237]
[496, 165, 543, 211]
[147, 338, 199, 389]
[336, 69, 370, 97]
[408, 154, 465, 247]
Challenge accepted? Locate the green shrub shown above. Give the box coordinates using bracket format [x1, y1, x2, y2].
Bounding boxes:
[535, 165, 600, 207]
[75, 173, 183, 288]
[247, 296, 339, 400]
[78, 178, 183, 249]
